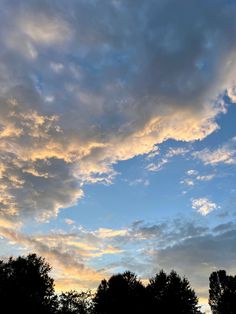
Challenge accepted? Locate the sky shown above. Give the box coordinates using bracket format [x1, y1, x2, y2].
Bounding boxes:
[0, 0, 236, 312]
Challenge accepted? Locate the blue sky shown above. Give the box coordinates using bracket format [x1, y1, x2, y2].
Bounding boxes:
[0, 1, 236, 312]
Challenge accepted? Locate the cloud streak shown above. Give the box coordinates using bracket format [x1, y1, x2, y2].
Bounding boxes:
[193, 137, 236, 166]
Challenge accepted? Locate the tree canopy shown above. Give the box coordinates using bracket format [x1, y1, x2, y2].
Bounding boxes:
[93, 271, 147, 314]
[146, 270, 201, 314]
[0, 253, 57, 314]
[209, 270, 236, 314]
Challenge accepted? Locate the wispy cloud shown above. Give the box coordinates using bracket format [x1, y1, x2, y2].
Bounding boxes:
[95, 228, 128, 239]
[196, 174, 215, 181]
[146, 147, 190, 172]
[128, 178, 150, 187]
[146, 159, 168, 172]
[180, 178, 195, 186]
[181, 169, 215, 186]
[65, 218, 75, 225]
[193, 138, 236, 166]
[0, 225, 127, 291]
[187, 169, 199, 176]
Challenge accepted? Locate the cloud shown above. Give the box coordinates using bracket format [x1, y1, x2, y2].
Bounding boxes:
[196, 174, 215, 181]
[65, 218, 75, 225]
[18, 13, 71, 45]
[128, 178, 150, 186]
[187, 170, 199, 176]
[150, 226, 236, 300]
[146, 146, 160, 159]
[146, 146, 190, 172]
[1, 214, 236, 307]
[95, 228, 128, 239]
[0, 219, 209, 290]
[181, 169, 215, 186]
[0, 0, 236, 220]
[193, 138, 236, 166]
[0, 225, 126, 291]
[192, 198, 219, 216]
[146, 159, 168, 172]
[180, 178, 195, 186]
[95, 219, 236, 307]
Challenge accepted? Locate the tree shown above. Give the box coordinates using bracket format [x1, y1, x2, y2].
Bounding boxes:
[93, 271, 147, 314]
[147, 270, 201, 313]
[0, 253, 57, 314]
[209, 270, 236, 314]
[59, 290, 93, 314]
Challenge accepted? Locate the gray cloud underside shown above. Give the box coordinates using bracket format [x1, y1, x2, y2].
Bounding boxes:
[0, 0, 236, 219]
[150, 227, 236, 298]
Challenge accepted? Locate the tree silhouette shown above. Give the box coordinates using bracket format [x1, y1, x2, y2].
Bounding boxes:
[93, 271, 147, 314]
[59, 290, 93, 314]
[209, 270, 236, 314]
[0, 254, 57, 314]
[0, 253, 205, 314]
[147, 270, 201, 314]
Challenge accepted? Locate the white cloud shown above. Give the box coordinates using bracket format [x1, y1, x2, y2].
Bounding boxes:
[146, 146, 190, 172]
[192, 198, 218, 216]
[95, 228, 128, 239]
[165, 147, 190, 158]
[146, 146, 160, 159]
[65, 218, 75, 225]
[146, 159, 168, 172]
[227, 86, 236, 103]
[50, 63, 64, 73]
[182, 170, 215, 187]
[193, 138, 236, 166]
[180, 179, 195, 186]
[196, 174, 215, 181]
[187, 169, 198, 176]
[128, 178, 149, 186]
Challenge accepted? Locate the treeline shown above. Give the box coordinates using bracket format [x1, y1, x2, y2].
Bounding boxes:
[0, 254, 235, 313]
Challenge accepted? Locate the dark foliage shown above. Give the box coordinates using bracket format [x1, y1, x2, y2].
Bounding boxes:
[209, 270, 236, 314]
[0, 254, 57, 314]
[146, 270, 201, 314]
[8, 253, 236, 314]
[93, 271, 147, 314]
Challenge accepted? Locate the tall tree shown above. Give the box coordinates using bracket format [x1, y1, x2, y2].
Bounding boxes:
[147, 270, 201, 314]
[209, 270, 236, 314]
[93, 271, 147, 314]
[0, 253, 57, 314]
